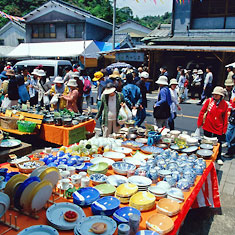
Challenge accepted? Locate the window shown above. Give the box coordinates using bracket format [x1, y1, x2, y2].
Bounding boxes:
[18, 39, 24, 44]
[66, 23, 83, 38]
[0, 39, 4, 45]
[32, 24, 56, 38]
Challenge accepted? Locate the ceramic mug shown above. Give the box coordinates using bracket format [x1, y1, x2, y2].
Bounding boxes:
[70, 174, 82, 187]
[61, 178, 70, 189]
[67, 166, 76, 176]
[81, 176, 90, 188]
[79, 172, 87, 178]
[60, 171, 70, 179]
[45, 147, 52, 154]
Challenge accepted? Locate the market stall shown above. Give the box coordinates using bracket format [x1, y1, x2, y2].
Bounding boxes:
[0, 140, 220, 235]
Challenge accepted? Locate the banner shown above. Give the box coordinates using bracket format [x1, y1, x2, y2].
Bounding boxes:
[0, 10, 25, 22]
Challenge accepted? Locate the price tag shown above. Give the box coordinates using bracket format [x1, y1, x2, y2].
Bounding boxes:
[5, 110, 12, 117]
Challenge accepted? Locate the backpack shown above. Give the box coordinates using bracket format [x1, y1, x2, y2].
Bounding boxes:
[83, 77, 91, 94]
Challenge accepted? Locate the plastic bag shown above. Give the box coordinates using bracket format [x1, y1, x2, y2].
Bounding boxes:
[1, 97, 11, 109]
[194, 128, 201, 138]
[50, 94, 59, 105]
[118, 104, 132, 125]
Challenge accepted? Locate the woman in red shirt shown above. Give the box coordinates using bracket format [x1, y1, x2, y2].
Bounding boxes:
[197, 86, 228, 165]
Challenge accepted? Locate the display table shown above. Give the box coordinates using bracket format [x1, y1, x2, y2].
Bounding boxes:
[39, 119, 96, 146]
[0, 145, 221, 235]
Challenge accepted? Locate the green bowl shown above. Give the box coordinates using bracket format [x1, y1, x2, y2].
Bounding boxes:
[87, 162, 108, 175]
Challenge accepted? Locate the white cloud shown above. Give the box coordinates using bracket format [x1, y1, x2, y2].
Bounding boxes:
[116, 0, 173, 17]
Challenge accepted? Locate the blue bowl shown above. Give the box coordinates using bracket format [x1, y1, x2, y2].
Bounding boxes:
[113, 206, 141, 223]
[75, 162, 93, 172]
[0, 168, 8, 179]
[73, 187, 100, 206]
[91, 196, 120, 216]
[5, 172, 19, 181]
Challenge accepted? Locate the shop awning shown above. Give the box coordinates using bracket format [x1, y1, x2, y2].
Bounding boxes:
[7, 40, 100, 58]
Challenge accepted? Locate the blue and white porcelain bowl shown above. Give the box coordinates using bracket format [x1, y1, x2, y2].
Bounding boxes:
[194, 165, 204, 175]
[91, 196, 120, 216]
[177, 179, 191, 192]
[112, 162, 136, 175]
[90, 174, 108, 186]
[167, 187, 184, 203]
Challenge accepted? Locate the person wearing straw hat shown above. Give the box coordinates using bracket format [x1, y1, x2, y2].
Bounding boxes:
[50, 76, 69, 111]
[154, 76, 172, 128]
[62, 79, 79, 113]
[108, 68, 123, 92]
[168, 79, 181, 130]
[197, 86, 228, 165]
[96, 83, 125, 137]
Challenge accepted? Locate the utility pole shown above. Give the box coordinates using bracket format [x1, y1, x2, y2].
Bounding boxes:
[112, 0, 116, 50]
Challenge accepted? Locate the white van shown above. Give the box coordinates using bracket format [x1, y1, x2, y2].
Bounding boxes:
[13, 60, 72, 81]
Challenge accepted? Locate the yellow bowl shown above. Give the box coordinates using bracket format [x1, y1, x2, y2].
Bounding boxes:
[130, 191, 155, 206]
[116, 183, 138, 197]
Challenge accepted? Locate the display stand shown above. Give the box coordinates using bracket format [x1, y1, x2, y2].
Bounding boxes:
[0, 214, 19, 235]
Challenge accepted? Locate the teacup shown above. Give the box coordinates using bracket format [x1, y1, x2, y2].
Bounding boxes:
[60, 171, 70, 179]
[45, 147, 52, 154]
[67, 166, 76, 176]
[70, 174, 82, 187]
[61, 178, 70, 189]
[81, 176, 90, 188]
[58, 164, 67, 171]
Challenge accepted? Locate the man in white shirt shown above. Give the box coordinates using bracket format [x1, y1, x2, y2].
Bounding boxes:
[197, 66, 213, 105]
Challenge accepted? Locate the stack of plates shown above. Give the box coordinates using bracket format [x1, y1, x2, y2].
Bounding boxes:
[113, 206, 141, 224]
[106, 175, 128, 187]
[94, 184, 116, 197]
[146, 213, 174, 234]
[73, 187, 100, 206]
[74, 215, 117, 235]
[18, 225, 59, 235]
[129, 191, 156, 212]
[115, 183, 138, 204]
[46, 202, 86, 230]
[91, 196, 120, 216]
[148, 186, 167, 200]
[128, 176, 152, 191]
[0, 192, 10, 218]
[156, 198, 180, 216]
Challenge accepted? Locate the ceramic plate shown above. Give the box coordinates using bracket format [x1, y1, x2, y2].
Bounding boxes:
[200, 144, 214, 150]
[75, 162, 93, 172]
[90, 174, 108, 184]
[141, 146, 164, 155]
[90, 157, 114, 168]
[18, 225, 59, 235]
[106, 175, 128, 187]
[113, 206, 141, 223]
[181, 146, 198, 153]
[170, 145, 181, 151]
[0, 139, 21, 148]
[30, 166, 48, 178]
[73, 187, 100, 206]
[196, 149, 213, 157]
[136, 231, 160, 235]
[116, 183, 138, 197]
[103, 152, 125, 161]
[128, 175, 152, 186]
[91, 196, 120, 213]
[135, 138, 148, 144]
[123, 157, 146, 166]
[122, 140, 144, 149]
[75, 215, 117, 235]
[94, 184, 116, 196]
[132, 151, 153, 160]
[0, 192, 10, 219]
[39, 167, 60, 187]
[46, 202, 86, 230]
[112, 147, 133, 155]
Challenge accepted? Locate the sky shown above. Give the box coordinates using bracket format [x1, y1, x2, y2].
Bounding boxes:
[116, 0, 173, 18]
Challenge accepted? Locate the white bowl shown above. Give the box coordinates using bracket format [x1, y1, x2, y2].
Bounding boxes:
[90, 157, 114, 168]
[112, 147, 132, 155]
[123, 157, 146, 167]
[167, 187, 184, 202]
[156, 181, 171, 191]
[112, 162, 136, 175]
[103, 152, 126, 161]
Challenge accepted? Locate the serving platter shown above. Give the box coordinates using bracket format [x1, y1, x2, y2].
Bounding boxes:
[0, 139, 21, 148]
[18, 225, 59, 235]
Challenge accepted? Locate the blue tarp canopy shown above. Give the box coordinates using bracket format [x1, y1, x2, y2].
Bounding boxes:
[95, 41, 120, 52]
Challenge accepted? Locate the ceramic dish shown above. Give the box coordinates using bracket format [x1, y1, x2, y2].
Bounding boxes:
[181, 146, 198, 154]
[141, 146, 164, 155]
[92, 154, 103, 158]
[106, 175, 128, 187]
[128, 175, 152, 187]
[17, 160, 45, 174]
[157, 198, 180, 216]
[90, 157, 114, 168]
[112, 162, 136, 175]
[146, 213, 174, 234]
[73, 187, 100, 206]
[200, 144, 214, 150]
[87, 162, 108, 175]
[18, 225, 59, 235]
[103, 152, 126, 161]
[9, 156, 30, 167]
[170, 145, 182, 151]
[30, 166, 48, 178]
[112, 147, 133, 155]
[0, 139, 21, 148]
[0, 192, 10, 219]
[94, 184, 116, 196]
[136, 231, 160, 235]
[46, 202, 86, 230]
[132, 150, 153, 160]
[115, 183, 138, 198]
[113, 206, 141, 223]
[25, 180, 53, 212]
[135, 138, 148, 144]
[91, 196, 120, 216]
[90, 174, 108, 186]
[75, 215, 117, 235]
[196, 149, 214, 158]
[57, 180, 74, 191]
[123, 157, 146, 167]
[121, 140, 144, 150]
[75, 162, 93, 172]
[166, 188, 184, 203]
[38, 167, 60, 187]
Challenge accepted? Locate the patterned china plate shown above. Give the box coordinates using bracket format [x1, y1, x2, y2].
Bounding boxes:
[140, 146, 164, 154]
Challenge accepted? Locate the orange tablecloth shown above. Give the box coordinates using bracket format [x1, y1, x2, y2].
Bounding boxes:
[0, 145, 220, 235]
[39, 119, 96, 146]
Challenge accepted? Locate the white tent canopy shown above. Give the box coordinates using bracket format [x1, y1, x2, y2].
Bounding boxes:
[225, 62, 235, 68]
[7, 40, 100, 58]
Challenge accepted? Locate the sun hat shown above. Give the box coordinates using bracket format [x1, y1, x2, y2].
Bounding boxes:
[109, 70, 121, 79]
[71, 72, 80, 79]
[6, 70, 15, 76]
[224, 79, 234, 86]
[37, 69, 46, 77]
[93, 71, 104, 81]
[31, 69, 39, 75]
[169, 78, 178, 86]
[197, 69, 203, 75]
[212, 86, 225, 97]
[155, 76, 168, 86]
[7, 62, 11, 65]
[193, 69, 198, 73]
[140, 72, 149, 79]
[103, 83, 116, 95]
[67, 79, 77, 87]
[54, 76, 64, 84]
